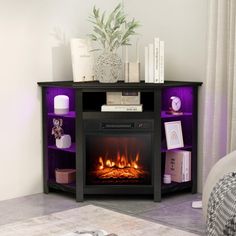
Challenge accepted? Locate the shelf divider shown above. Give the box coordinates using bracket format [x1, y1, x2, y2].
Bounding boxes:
[161, 111, 192, 119]
[161, 145, 192, 153]
[48, 143, 76, 153]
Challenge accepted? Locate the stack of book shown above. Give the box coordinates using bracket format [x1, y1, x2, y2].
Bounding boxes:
[101, 92, 143, 112]
[145, 37, 164, 83]
[165, 150, 191, 183]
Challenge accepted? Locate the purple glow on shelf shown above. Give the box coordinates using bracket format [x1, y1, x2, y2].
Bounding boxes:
[161, 145, 192, 153]
[46, 87, 76, 152]
[162, 87, 193, 113]
[48, 143, 76, 153]
[46, 87, 75, 113]
[48, 111, 76, 118]
[161, 111, 192, 119]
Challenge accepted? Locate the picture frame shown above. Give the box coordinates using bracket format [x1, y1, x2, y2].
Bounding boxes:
[164, 121, 184, 150]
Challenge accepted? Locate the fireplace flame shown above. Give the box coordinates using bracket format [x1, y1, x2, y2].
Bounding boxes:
[98, 152, 140, 170]
[98, 157, 104, 170]
[93, 151, 148, 180]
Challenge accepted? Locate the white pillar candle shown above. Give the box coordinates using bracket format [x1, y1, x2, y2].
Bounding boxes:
[136, 38, 140, 63]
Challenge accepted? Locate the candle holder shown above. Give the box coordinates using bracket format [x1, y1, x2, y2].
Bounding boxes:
[124, 62, 140, 83]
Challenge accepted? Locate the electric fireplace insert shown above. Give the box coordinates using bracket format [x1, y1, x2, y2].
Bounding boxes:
[84, 120, 153, 186]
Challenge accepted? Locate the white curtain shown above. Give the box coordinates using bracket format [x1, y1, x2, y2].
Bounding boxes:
[203, 0, 236, 182]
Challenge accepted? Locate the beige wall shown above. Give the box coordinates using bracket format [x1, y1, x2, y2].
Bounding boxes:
[0, 0, 207, 200]
[124, 0, 208, 193]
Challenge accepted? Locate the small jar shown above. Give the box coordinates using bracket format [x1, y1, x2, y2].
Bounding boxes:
[163, 174, 171, 184]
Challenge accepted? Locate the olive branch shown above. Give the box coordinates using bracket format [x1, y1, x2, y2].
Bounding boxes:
[88, 3, 140, 52]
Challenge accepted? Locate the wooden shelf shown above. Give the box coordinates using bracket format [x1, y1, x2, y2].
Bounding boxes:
[48, 143, 76, 153]
[161, 181, 192, 194]
[161, 145, 192, 153]
[38, 80, 203, 89]
[48, 111, 75, 118]
[48, 179, 76, 194]
[161, 111, 192, 119]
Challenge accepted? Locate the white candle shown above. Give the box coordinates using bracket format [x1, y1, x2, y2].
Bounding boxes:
[136, 38, 140, 63]
[125, 45, 129, 63]
[121, 0, 125, 11]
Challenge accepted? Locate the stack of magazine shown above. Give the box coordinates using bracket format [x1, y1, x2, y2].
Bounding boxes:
[101, 92, 143, 112]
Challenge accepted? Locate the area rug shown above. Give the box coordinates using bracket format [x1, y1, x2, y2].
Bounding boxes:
[0, 205, 199, 236]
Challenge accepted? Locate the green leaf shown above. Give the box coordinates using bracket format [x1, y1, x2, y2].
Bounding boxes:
[88, 3, 140, 52]
[93, 26, 105, 36]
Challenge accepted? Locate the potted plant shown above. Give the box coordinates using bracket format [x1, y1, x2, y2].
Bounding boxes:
[89, 3, 140, 83]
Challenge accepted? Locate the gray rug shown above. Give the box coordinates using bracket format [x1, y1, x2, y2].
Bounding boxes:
[0, 205, 198, 235]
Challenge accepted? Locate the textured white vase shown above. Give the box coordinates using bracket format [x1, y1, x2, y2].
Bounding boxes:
[95, 52, 122, 83]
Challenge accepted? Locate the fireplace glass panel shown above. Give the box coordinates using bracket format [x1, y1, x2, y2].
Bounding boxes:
[86, 135, 152, 185]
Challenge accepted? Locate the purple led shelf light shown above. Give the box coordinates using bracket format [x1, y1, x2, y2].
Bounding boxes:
[162, 87, 193, 113]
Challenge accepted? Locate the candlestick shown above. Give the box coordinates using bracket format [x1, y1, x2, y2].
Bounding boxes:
[125, 45, 129, 63]
[136, 38, 140, 63]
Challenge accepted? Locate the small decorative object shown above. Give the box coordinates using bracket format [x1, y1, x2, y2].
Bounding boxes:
[128, 62, 140, 83]
[163, 174, 171, 184]
[164, 121, 184, 150]
[70, 38, 95, 82]
[52, 118, 64, 139]
[56, 134, 71, 149]
[89, 4, 140, 83]
[55, 169, 76, 184]
[124, 42, 141, 83]
[166, 96, 183, 115]
[106, 92, 140, 105]
[192, 201, 202, 209]
[54, 95, 69, 115]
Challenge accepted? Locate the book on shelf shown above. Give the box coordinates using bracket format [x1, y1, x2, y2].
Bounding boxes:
[106, 92, 140, 105]
[148, 43, 154, 83]
[159, 40, 165, 83]
[154, 37, 160, 83]
[70, 38, 94, 82]
[101, 104, 143, 112]
[165, 150, 191, 183]
[145, 46, 149, 83]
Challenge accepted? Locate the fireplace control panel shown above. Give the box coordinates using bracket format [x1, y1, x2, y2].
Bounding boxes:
[84, 120, 154, 131]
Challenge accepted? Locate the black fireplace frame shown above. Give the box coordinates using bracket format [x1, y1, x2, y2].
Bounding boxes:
[83, 119, 154, 193]
[75, 87, 162, 202]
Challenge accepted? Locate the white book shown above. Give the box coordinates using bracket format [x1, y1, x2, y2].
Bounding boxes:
[159, 41, 165, 83]
[182, 151, 191, 182]
[101, 104, 143, 112]
[185, 151, 191, 181]
[154, 37, 160, 83]
[182, 154, 186, 182]
[70, 38, 94, 82]
[148, 44, 154, 83]
[145, 46, 149, 83]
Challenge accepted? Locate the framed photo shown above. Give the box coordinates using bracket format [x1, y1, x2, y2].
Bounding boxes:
[164, 121, 184, 150]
